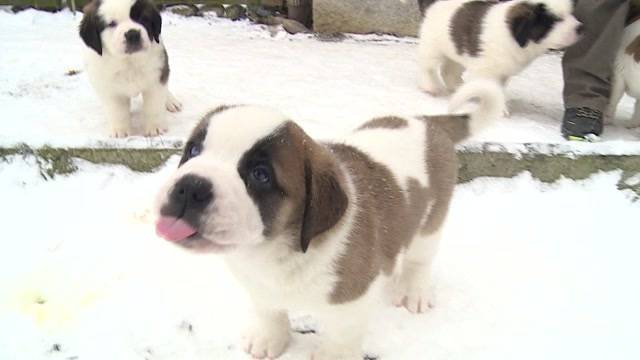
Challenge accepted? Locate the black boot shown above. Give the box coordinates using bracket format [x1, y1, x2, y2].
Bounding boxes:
[561, 107, 604, 141]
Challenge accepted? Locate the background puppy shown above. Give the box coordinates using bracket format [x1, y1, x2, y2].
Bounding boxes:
[154, 81, 504, 359]
[79, 0, 182, 137]
[417, 0, 581, 102]
[607, 12, 640, 129]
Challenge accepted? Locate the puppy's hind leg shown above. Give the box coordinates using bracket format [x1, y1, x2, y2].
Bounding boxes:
[442, 60, 465, 93]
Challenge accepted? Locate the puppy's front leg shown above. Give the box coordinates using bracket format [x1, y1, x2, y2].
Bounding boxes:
[142, 87, 169, 137]
[243, 308, 291, 359]
[312, 299, 374, 360]
[104, 95, 131, 138]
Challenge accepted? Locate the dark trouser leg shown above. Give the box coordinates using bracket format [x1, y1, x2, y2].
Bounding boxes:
[562, 0, 629, 112]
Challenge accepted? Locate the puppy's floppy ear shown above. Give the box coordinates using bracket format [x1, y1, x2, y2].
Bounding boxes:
[509, 5, 536, 47]
[79, 1, 104, 55]
[149, 5, 162, 43]
[131, 0, 162, 43]
[509, 3, 556, 47]
[299, 141, 348, 253]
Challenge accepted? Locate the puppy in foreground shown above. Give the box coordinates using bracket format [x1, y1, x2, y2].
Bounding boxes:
[154, 80, 504, 359]
[79, 0, 182, 137]
[607, 14, 640, 129]
[417, 0, 581, 99]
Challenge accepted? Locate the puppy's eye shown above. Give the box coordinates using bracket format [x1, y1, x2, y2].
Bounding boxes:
[107, 21, 117, 28]
[187, 143, 201, 159]
[250, 165, 271, 184]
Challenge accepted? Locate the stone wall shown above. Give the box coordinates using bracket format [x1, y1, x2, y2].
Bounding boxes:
[313, 0, 423, 37]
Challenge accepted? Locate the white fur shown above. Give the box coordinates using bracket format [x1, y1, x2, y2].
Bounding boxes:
[155, 102, 501, 359]
[83, 0, 182, 137]
[417, 0, 581, 102]
[607, 20, 640, 129]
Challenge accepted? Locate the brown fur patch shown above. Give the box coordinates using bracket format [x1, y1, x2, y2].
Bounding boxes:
[626, 35, 640, 62]
[160, 48, 170, 84]
[419, 119, 459, 235]
[357, 116, 409, 131]
[418, 114, 471, 144]
[237, 122, 348, 250]
[450, 1, 494, 56]
[327, 143, 431, 304]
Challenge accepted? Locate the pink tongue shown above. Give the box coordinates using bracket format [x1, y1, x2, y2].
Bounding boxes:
[155, 216, 197, 242]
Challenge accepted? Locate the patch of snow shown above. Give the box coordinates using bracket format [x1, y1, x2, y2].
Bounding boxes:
[625, 173, 640, 186]
[0, 159, 639, 359]
[0, 10, 639, 153]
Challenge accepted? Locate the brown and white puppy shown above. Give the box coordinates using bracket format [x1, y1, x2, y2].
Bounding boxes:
[79, 0, 182, 137]
[417, 0, 581, 104]
[154, 80, 504, 359]
[607, 14, 640, 128]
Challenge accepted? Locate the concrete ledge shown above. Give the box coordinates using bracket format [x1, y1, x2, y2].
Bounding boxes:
[2, 145, 639, 197]
[313, 0, 422, 37]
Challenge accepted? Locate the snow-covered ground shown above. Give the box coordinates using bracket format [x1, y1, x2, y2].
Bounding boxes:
[2, 8, 640, 360]
[1, 9, 640, 154]
[0, 157, 639, 360]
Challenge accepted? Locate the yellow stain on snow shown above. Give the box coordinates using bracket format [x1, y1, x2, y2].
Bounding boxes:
[8, 269, 105, 333]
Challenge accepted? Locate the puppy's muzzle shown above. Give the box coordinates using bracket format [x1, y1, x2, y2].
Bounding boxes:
[124, 29, 143, 53]
[156, 175, 214, 242]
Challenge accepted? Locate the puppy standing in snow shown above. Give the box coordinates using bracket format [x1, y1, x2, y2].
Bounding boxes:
[607, 14, 640, 129]
[417, 0, 582, 101]
[79, 0, 182, 137]
[154, 80, 504, 359]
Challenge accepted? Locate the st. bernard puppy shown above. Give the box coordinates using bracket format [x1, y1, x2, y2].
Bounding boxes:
[607, 14, 640, 129]
[79, 0, 182, 137]
[154, 80, 504, 359]
[417, 0, 582, 98]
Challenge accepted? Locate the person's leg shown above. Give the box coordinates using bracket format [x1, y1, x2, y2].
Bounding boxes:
[562, 0, 630, 139]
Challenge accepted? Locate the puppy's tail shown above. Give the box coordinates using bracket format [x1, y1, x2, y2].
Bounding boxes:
[446, 79, 505, 143]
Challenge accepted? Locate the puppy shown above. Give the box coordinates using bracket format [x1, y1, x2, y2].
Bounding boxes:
[79, 0, 182, 137]
[607, 15, 640, 128]
[417, 0, 581, 98]
[154, 80, 504, 359]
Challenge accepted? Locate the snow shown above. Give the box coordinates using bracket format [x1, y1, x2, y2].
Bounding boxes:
[1, 9, 640, 154]
[0, 157, 639, 360]
[2, 8, 640, 360]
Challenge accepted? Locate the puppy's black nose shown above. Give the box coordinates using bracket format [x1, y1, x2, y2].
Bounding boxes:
[125, 29, 141, 44]
[163, 175, 214, 217]
[576, 24, 585, 35]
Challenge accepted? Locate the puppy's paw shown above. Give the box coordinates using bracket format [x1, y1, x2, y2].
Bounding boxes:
[143, 122, 168, 137]
[242, 326, 291, 359]
[312, 346, 361, 360]
[392, 281, 435, 314]
[166, 94, 183, 113]
[419, 80, 448, 97]
[110, 125, 132, 138]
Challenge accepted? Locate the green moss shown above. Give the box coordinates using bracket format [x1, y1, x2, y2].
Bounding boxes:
[458, 152, 640, 198]
[1, 146, 639, 197]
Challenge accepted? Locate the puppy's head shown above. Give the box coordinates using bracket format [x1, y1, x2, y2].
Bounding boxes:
[154, 106, 348, 254]
[79, 0, 161, 56]
[507, 0, 582, 50]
